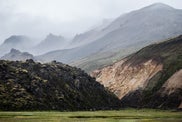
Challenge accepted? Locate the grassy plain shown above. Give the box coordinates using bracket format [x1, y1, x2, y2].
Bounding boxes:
[0, 109, 181, 122]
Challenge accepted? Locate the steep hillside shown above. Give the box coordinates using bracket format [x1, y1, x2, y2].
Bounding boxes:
[91, 35, 182, 109]
[71, 47, 136, 73]
[1, 49, 34, 61]
[38, 3, 182, 72]
[0, 59, 120, 111]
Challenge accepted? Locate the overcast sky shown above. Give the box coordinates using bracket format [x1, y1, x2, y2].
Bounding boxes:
[0, 0, 182, 43]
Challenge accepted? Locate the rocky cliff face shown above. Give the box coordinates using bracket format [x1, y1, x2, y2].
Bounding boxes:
[0, 59, 120, 111]
[91, 35, 182, 109]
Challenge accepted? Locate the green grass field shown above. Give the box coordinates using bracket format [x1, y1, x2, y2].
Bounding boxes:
[0, 109, 181, 122]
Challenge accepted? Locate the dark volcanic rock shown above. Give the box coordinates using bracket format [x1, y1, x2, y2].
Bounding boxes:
[0, 60, 121, 111]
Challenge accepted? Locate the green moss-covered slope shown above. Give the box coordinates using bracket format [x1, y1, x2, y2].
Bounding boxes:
[0, 60, 120, 111]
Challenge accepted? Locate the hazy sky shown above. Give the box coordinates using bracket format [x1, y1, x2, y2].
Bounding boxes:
[0, 0, 182, 43]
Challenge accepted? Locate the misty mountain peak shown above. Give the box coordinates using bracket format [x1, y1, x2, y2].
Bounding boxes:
[144, 3, 174, 11]
[10, 48, 21, 54]
[42, 33, 65, 44]
[3, 35, 26, 44]
[46, 33, 64, 40]
[47, 33, 56, 38]
[34, 33, 68, 54]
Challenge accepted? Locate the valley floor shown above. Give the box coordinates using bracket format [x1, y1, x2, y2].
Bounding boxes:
[0, 109, 181, 122]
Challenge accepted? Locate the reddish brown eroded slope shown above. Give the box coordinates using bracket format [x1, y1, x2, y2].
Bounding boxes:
[92, 59, 163, 99]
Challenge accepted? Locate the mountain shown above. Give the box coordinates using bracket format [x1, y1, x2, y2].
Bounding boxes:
[0, 35, 33, 57]
[91, 35, 182, 109]
[0, 59, 120, 111]
[70, 19, 112, 47]
[34, 33, 68, 55]
[0, 48, 34, 61]
[38, 3, 182, 72]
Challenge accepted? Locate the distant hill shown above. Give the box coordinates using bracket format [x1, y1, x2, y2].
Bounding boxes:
[38, 3, 182, 72]
[91, 35, 182, 109]
[0, 59, 120, 111]
[0, 48, 34, 61]
[33, 33, 68, 54]
[0, 35, 33, 57]
[70, 19, 112, 47]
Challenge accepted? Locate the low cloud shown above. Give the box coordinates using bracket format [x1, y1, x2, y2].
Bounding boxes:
[0, 0, 182, 43]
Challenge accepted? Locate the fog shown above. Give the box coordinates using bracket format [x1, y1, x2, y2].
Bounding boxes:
[0, 0, 182, 43]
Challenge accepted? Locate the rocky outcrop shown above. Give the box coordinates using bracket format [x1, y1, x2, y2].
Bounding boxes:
[91, 35, 182, 109]
[0, 59, 120, 111]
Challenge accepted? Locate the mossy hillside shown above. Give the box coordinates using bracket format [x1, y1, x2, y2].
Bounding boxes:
[0, 60, 121, 111]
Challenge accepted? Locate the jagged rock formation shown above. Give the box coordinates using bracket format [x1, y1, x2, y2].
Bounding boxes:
[91, 35, 182, 109]
[0, 49, 34, 61]
[0, 59, 120, 111]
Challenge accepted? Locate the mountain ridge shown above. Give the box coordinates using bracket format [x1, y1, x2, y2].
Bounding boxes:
[68, 3, 182, 72]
